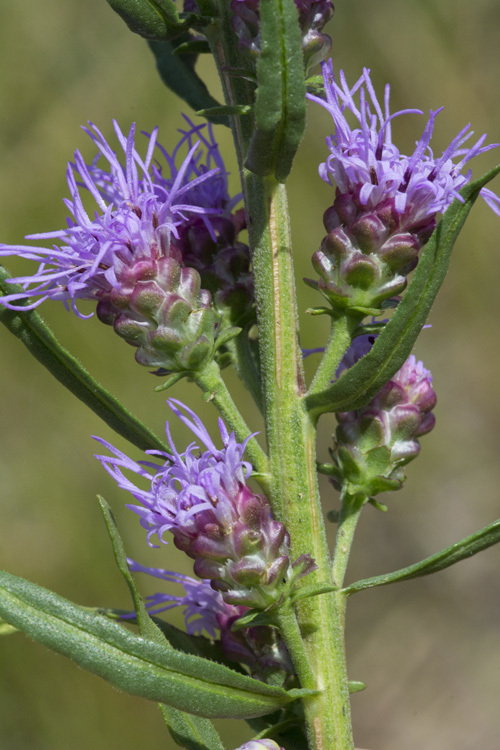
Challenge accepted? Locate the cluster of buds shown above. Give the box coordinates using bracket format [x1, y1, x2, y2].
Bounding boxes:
[230, 0, 334, 74]
[0, 119, 254, 373]
[96, 399, 315, 609]
[306, 62, 500, 317]
[127, 562, 294, 686]
[330, 334, 437, 499]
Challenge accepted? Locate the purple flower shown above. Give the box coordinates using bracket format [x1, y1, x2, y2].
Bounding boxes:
[0, 119, 223, 317]
[306, 62, 500, 314]
[0, 119, 253, 371]
[96, 399, 315, 608]
[310, 61, 499, 223]
[124, 561, 235, 637]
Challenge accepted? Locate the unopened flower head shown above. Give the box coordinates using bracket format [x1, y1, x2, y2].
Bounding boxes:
[331, 334, 437, 498]
[96, 400, 315, 609]
[231, 0, 334, 73]
[127, 561, 293, 682]
[307, 61, 500, 315]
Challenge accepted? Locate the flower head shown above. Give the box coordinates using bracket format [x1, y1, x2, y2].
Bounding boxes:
[0, 119, 223, 317]
[306, 62, 500, 314]
[0, 119, 252, 371]
[96, 400, 315, 608]
[330, 334, 437, 498]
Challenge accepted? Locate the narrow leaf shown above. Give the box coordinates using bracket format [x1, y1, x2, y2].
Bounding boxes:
[305, 166, 500, 415]
[245, 0, 306, 181]
[98, 497, 164, 643]
[0, 571, 303, 719]
[99, 497, 226, 750]
[99, 607, 244, 671]
[0, 266, 168, 454]
[343, 519, 500, 595]
[149, 38, 229, 127]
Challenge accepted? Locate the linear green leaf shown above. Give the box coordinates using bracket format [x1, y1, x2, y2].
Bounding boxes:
[0, 266, 167, 454]
[343, 519, 500, 595]
[0, 571, 304, 719]
[245, 0, 306, 180]
[305, 165, 500, 415]
[149, 37, 229, 127]
[98, 497, 225, 750]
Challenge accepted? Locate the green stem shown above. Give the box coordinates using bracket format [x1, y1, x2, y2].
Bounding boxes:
[332, 492, 365, 589]
[193, 360, 270, 492]
[205, 8, 355, 747]
[273, 604, 315, 690]
[224, 329, 263, 413]
[245, 174, 354, 750]
[307, 314, 362, 404]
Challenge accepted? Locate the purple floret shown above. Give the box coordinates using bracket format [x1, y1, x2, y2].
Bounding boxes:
[309, 60, 500, 224]
[124, 561, 233, 637]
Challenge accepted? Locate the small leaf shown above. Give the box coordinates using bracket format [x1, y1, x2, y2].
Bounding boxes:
[305, 166, 500, 415]
[155, 372, 188, 392]
[289, 583, 338, 605]
[0, 571, 304, 719]
[348, 680, 366, 693]
[149, 38, 229, 127]
[0, 266, 168, 455]
[196, 106, 252, 118]
[343, 519, 500, 595]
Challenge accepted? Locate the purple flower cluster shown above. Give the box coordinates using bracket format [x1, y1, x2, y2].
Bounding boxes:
[307, 62, 500, 315]
[0, 120, 253, 371]
[96, 400, 315, 609]
[128, 561, 293, 683]
[330, 335, 437, 498]
[231, 0, 334, 73]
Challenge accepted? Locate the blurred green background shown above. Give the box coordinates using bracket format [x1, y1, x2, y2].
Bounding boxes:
[1, 1, 500, 748]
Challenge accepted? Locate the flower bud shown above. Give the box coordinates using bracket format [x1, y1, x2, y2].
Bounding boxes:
[332, 342, 437, 499]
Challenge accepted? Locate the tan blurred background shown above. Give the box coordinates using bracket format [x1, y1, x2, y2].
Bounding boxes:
[1, 1, 500, 748]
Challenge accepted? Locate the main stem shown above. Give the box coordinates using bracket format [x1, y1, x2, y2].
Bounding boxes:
[206, 7, 355, 746]
[246, 174, 354, 750]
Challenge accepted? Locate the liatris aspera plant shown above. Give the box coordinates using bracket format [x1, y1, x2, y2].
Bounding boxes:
[1, 2, 500, 750]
